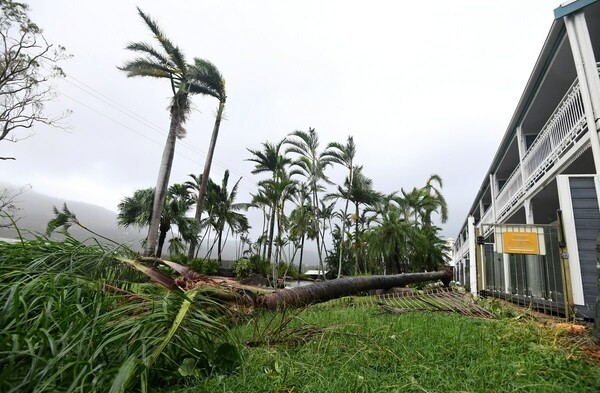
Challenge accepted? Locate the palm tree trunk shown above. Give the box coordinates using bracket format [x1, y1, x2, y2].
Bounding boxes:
[267, 202, 277, 262]
[354, 201, 360, 274]
[337, 167, 353, 278]
[298, 234, 305, 274]
[217, 227, 223, 262]
[188, 100, 225, 260]
[156, 223, 170, 259]
[258, 269, 453, 310]
[145, 115, 178, 256]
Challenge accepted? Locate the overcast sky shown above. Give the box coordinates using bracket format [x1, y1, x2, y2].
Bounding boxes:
[3, 0, 562, 240]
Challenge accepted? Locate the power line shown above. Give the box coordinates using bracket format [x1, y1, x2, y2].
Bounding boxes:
[58, 72, 255, 186]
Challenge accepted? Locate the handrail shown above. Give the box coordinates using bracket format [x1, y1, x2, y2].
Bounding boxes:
[493, 74, 588, 222]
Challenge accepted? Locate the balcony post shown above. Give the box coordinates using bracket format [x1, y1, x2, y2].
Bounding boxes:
[489, 173, 498, 222]
[468, 215, 478, 295]
[516, 126, 528, 185]
[524, 199, 543, 298]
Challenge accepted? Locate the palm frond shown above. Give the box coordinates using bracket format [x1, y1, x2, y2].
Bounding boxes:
[118, 58, 172, 78]
[136, 7, 187, 72]
[124, 41, 171, 65]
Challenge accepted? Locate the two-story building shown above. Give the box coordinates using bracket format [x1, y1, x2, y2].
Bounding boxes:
[453, 0, 600, 319]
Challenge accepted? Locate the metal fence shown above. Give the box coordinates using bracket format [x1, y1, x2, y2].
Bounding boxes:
[478, 224, 570, 318]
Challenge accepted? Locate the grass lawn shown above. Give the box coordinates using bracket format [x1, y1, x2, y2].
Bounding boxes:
[173, 299, 600, 393]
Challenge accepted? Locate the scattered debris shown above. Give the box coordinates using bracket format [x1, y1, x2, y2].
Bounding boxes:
[373, 290, 498, 319]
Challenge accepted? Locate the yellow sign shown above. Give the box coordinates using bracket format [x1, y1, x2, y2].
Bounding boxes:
[502, 232, 540, 255]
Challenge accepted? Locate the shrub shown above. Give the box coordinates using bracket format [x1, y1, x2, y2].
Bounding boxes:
[278, 262, 299, 278]
[188, 258, 220, 275]
[233, 258, 254, 280]
[249, 254, 270, 275]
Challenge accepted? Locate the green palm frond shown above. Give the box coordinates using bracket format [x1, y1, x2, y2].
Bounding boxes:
[136, 7, 187, 72]
[118, 58, 172, 78]
[124, 41, 171, 65]
[189, 57, 225, 101]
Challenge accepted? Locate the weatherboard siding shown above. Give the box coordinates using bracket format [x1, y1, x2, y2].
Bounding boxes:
[569, 177, 599, 318]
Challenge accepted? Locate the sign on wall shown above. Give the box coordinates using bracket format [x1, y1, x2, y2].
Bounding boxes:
[494, 225, 546, 255]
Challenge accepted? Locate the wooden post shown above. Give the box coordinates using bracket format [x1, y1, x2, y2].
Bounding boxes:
[557, 210, 574, 320]
[594, 232, 600, 342]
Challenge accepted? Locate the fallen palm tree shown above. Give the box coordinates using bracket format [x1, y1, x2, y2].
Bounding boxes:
[256, 270, 453, 310]
[0, 231, 452, 392]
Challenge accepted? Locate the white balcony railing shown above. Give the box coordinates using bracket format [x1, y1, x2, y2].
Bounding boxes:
[455, 238, 469, 259]
[493, 73, 589, 222]
[480, 205, 494, 225]
[495, 162, 525, 217]
[521, 81, 586, 187]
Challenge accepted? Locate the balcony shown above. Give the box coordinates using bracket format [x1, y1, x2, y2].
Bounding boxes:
[491, 70, 593, 224]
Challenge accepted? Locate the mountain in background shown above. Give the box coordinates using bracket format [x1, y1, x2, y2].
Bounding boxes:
[0, 182, 144, 248]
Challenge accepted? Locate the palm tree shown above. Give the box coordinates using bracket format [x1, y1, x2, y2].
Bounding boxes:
[256, 171, 298, 281]
[285, 128, 337, 278]
[205, 170, 249, 262]
[288, 184, 316, 272]
[366, 203, 415, 274]
[185, 173, 219, 256]
[119, 8, 208, 256]
[328, 136, 356, 278]
[248, 190, 271, 259]
[117, 184, 197, 258]
[187, 59, 227, 260]
[246, 140, 291, 263]
[345, 166, 381, 274]
[422, 174, 448, 227]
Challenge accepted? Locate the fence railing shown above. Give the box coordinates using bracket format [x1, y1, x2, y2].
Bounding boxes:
[494, 74, 589, 221]
[495, 163, 525, 218]
[481, 205, 494, 226]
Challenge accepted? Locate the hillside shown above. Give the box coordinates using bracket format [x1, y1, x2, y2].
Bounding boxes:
[1, 182, 145, 248]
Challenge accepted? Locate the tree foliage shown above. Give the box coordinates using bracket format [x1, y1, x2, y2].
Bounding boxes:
[0, 0, 70, 160]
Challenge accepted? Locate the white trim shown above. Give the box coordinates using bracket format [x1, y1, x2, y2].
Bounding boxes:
[468, 216, 478, 295]
[503, 253, 511, 293]
[489, 173, 498, 222]
[565, 14, 600, 175]
[573, 13, 600, 117]
[556, 175, 585, 304]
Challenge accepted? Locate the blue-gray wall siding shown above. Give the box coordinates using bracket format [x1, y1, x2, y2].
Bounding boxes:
[569, 177, 599, 319]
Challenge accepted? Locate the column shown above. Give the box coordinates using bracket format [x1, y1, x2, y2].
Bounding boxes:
[524, 199, 543, 297]
[468, 216, 478, 295]
[565, 13, 600, 175]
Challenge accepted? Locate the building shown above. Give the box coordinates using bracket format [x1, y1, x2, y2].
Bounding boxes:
[453, 0, 600, 319]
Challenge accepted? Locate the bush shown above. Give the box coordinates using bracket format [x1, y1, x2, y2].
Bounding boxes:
[278, 262, 299, 278]
[233, 258, 254, 280]
[188, 258, 220, 275]
[249, 254, 270, 275]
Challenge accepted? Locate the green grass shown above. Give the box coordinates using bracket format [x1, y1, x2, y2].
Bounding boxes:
[174, 302, 600, 393]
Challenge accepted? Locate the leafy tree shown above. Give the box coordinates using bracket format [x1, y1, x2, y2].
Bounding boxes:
[0, 0, 69, 160]
[119, 8, 207, 256]
[117, 184, 197, 258]
[0, 183, 30, 228]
